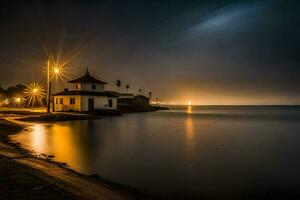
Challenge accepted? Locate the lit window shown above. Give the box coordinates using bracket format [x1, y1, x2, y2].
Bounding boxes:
[55, 98, 58, 104]
[76, 85, 78, 90]
[59, 98, 63, 104]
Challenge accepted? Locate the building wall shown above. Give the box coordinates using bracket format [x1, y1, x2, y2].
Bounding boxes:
[54, 95, 81, 111]
[81, 96, 106, 110]
[107, 98, 117, 110]
[74, 83, 104, 92]
[81, 96, 117, 111]
[54, 95, 117, 111]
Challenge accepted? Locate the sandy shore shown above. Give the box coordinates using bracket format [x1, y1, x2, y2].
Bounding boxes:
[0, 112, 156, 200]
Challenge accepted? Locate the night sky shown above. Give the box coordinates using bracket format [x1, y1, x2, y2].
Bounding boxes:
[0, 0, 299, 105]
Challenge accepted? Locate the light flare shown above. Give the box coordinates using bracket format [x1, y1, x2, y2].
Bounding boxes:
[12, 97, 22, 108]
[49, 63, 67, 80]
[24, 82, 46, 107]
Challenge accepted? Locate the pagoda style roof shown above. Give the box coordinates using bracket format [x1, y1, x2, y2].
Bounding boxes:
[68, 69, 107, 84]
[53, 90, 119, 97]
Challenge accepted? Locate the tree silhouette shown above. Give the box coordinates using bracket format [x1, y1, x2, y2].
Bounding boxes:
[149, 91, 152, 98]
[138, 89, 142, 95]
[125, 84, 130, 93]
[116, 80, 121, 92]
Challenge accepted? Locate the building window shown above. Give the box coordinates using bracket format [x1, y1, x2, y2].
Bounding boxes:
[70, 98, 75, 104]
[108, 99, 113, 108]
[92, 85, 96, 90]
[76, 85, 78, 90]
[55, 98, 58, 104]
[59, 98, 63, 104]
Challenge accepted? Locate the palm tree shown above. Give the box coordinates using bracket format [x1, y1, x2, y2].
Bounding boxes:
[116, 80, 121, 92]
[125, 84, 130, 93]
[149, 91, 152, 98]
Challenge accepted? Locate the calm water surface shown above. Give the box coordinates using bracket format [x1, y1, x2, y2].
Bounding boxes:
[11, 106, 300, 198]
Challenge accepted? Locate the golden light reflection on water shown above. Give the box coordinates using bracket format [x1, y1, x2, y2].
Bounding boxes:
[187, 105, 192, 114]
[31, 124, 48, 153]
[185, 106, 195, 154]
[51, 125, 76, 164]
[185, 117, 194, 141]
[17, 123, 90, 173]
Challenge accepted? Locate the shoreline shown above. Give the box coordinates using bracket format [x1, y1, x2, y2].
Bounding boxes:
[0, 112, 158, 199]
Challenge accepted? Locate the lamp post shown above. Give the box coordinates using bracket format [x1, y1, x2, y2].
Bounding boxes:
[47, 60, 51, 113]
[46, 60, 61, 113]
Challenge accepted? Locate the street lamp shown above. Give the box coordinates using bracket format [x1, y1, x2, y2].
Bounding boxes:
[46, 61, 62, 113]
[47, 61, 51, 113]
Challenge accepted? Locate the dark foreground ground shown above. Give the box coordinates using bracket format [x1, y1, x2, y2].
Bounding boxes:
[0, 155, 77, 200]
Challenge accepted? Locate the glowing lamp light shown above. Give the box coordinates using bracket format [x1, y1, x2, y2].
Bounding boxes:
[15, 98, 21, 103]
[24, 82, 46, 106]
[188, 101, 192, 105]
[54, 68, 60, 74]
[49, 64, 66, 80]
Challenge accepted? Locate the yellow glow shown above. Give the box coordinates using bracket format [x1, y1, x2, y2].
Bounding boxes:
[31, 124, 48, 153]
[54, 68, 60, 74]
[188, 101, 192, 105]
[185, 116, 195, 154]
[24, 82, 46, 107]
[49, 64, 67, 80]
[51, 125, 82, 168]
[12, 97, 22, 108]
[186, 117, 194, 139]
[14, 124, 88, 173]
[187, 105, 192, 114]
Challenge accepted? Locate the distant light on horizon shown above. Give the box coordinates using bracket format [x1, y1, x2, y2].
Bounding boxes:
[188, 101, 192, 105]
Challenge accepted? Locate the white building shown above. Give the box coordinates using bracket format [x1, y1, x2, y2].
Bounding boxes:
[53, 69, 118, 112]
